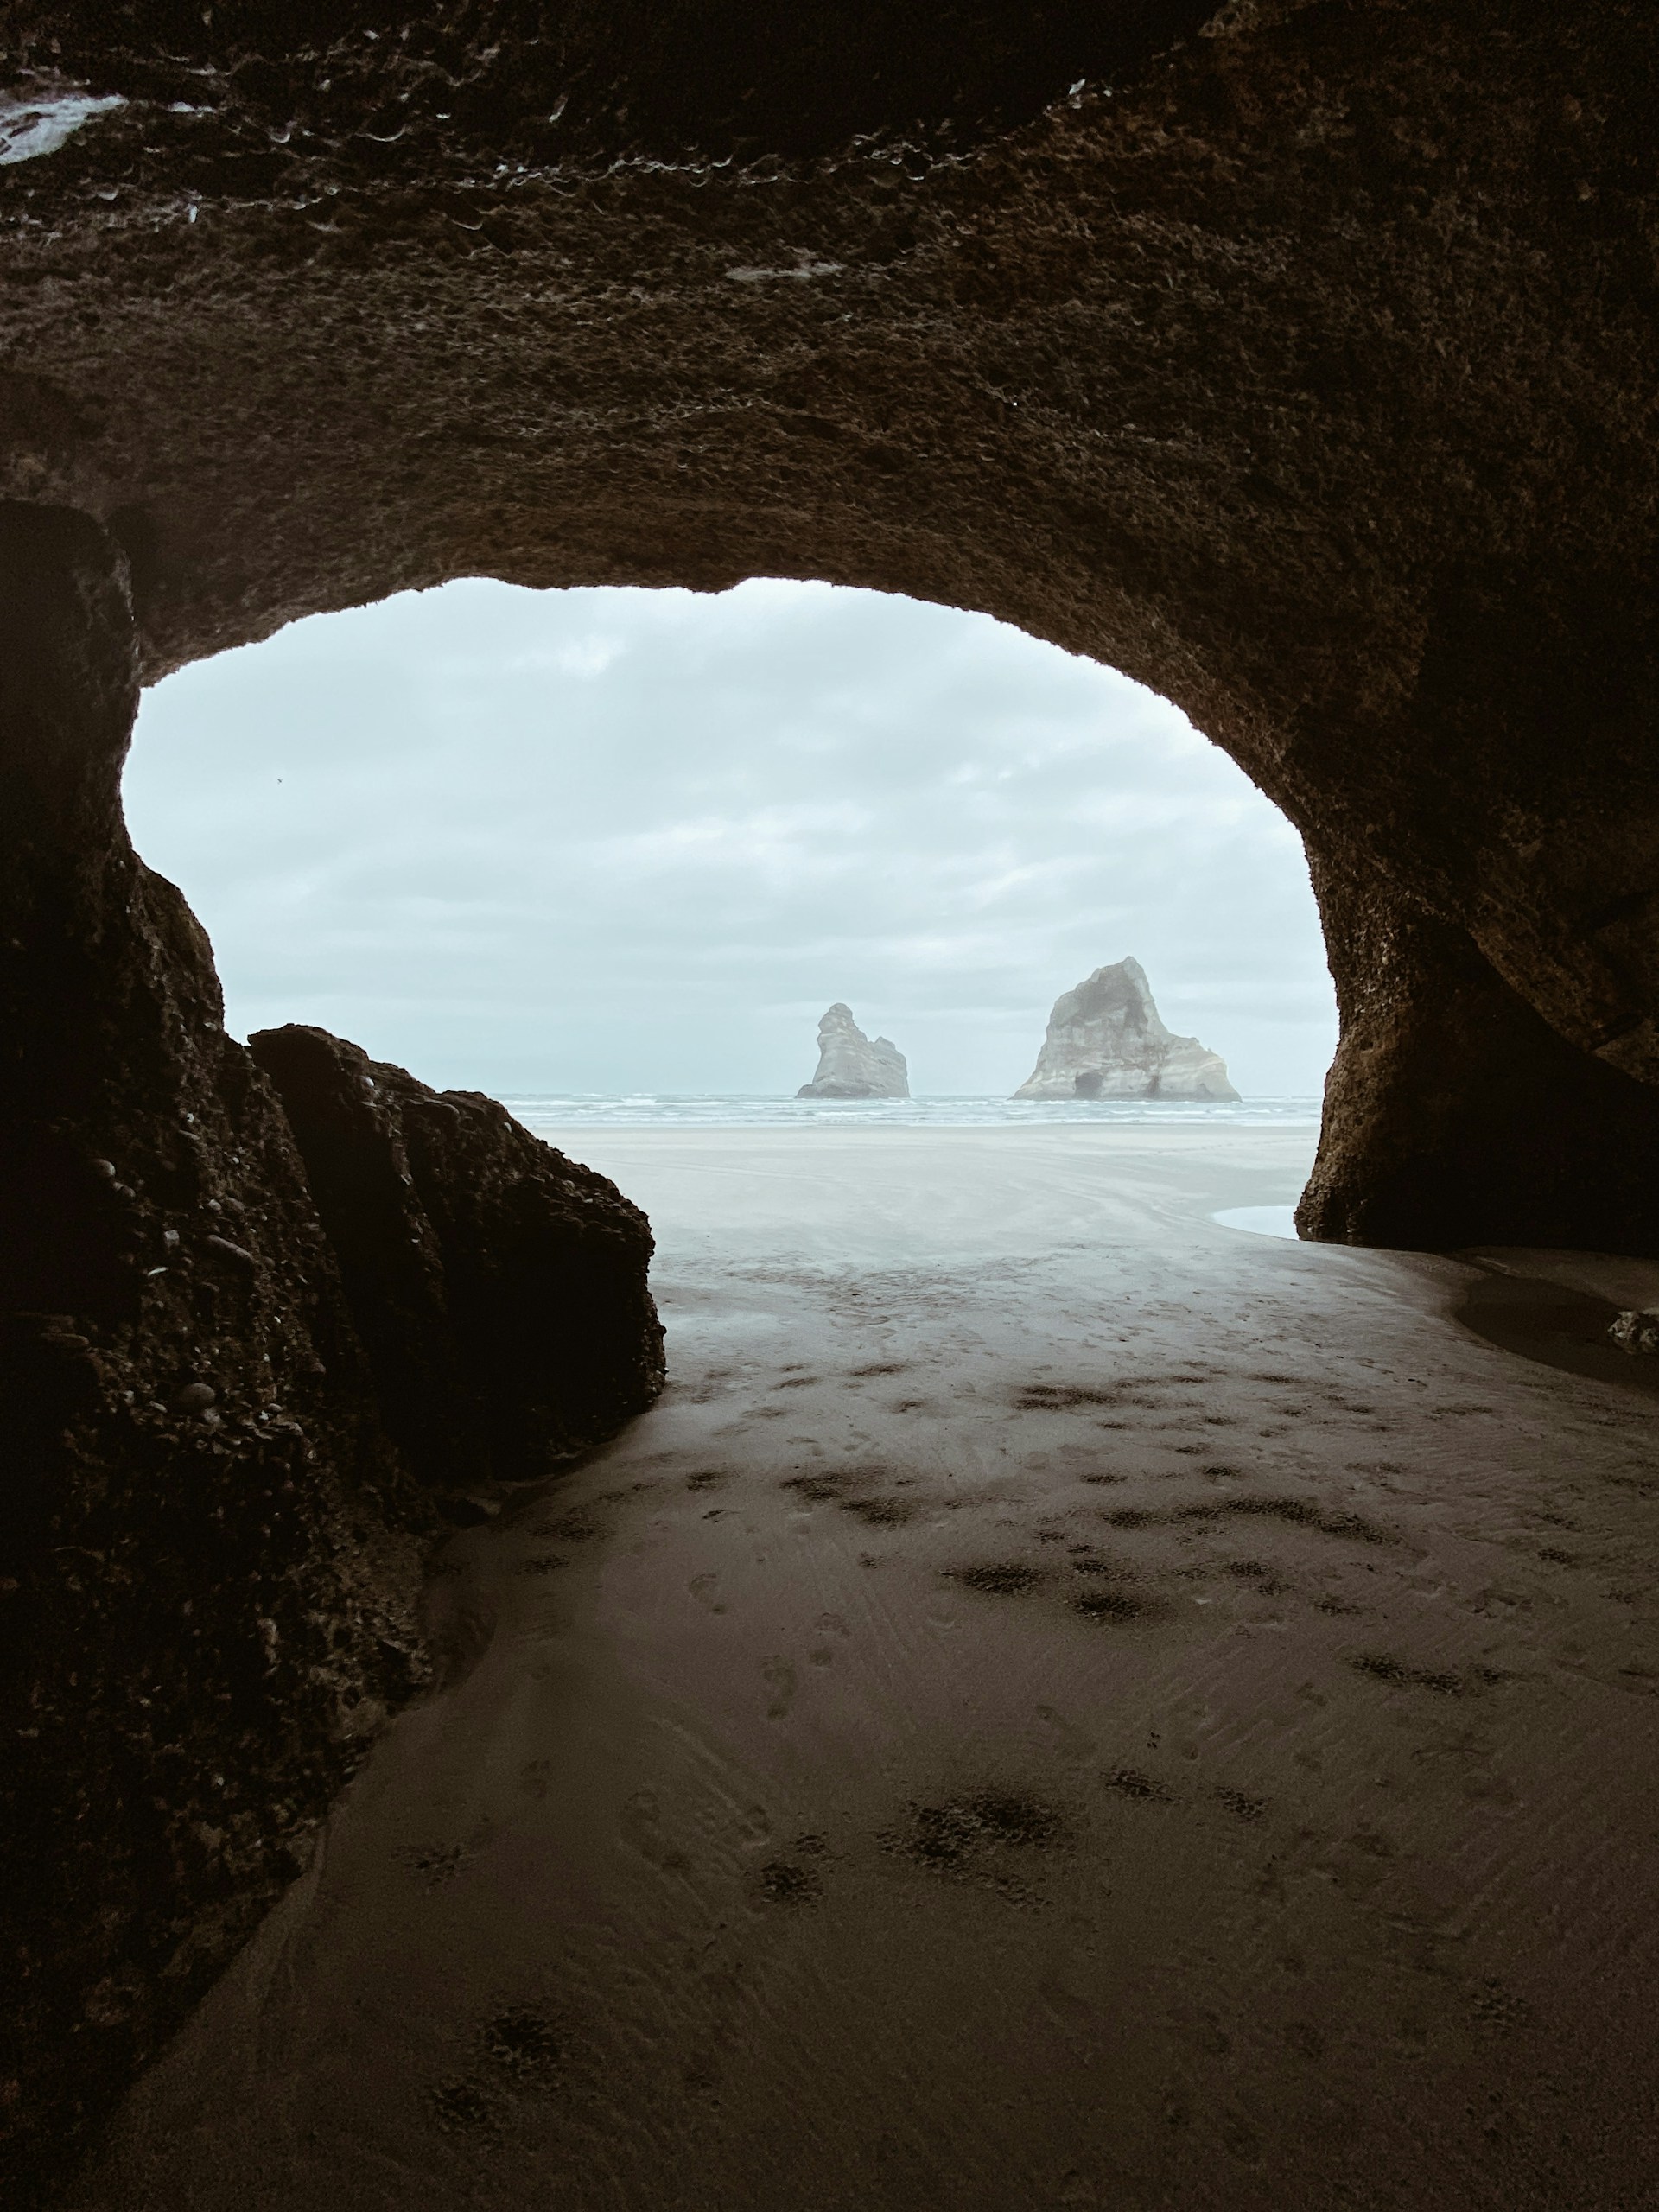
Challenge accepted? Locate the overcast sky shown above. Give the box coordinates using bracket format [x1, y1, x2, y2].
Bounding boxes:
[123, 578, 1336, 1097]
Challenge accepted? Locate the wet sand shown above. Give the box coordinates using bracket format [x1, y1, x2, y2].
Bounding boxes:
[73, 1127, 1659, 2211]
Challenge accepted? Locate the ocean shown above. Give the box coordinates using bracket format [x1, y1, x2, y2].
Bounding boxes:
[503, 1093, 1322, 1134]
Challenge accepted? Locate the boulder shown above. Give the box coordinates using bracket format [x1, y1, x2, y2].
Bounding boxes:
[797, 1004, 910, 1099]
[249, 1025, 664, 1510]
[1014, 960, 1238, 1102]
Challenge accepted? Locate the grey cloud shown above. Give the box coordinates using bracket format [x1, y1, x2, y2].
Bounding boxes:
[124, 579, 1337, 1097]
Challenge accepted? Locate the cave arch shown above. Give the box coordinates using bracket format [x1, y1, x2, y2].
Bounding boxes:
[6, 0, 1659, 1248]
[6, 0, 1659, 2192]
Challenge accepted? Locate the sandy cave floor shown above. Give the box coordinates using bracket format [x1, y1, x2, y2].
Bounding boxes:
[71, 1127, 1659, 2211]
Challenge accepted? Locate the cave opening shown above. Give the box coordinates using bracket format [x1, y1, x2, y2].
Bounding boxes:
[120, 575, 1336, 1109]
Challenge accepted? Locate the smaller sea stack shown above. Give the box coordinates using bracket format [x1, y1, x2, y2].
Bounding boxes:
[797, 1004, 910, 1099]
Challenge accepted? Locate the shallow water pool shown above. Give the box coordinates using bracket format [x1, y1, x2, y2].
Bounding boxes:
[1211, 1203, 1300, 1239]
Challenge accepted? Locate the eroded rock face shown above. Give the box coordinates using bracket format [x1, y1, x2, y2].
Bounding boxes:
[1015, 958, 1237, 1102]
[249, 1025, 664, 1511]
[0, 506, 663, 2202]
[1296, 848, 1659, 1250]
[797, 1004, 910, 1098]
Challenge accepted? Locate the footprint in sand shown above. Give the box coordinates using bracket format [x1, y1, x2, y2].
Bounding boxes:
[811, 1612, 851, 1662]
[480, 2005, 563, 2088]
[423, 2075, 505, 2137]
[1073, 1588, 1153, 1623]
[1350, 1652, 1464, 1694]
[734, 1802, 773, 1852]
[753, 1859, 823, 1905]
[620, 1787, 691, 1872]
[762, 1656, 798, 1719]
[423, 2006, 564, 2136]
[950, 1563, 1045, 1596]
[542, 1510, 601, 1544]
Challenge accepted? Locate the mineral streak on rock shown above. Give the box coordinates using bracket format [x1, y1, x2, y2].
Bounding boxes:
[0, 77, 126, 168]
[1015, 959, 1237, 1102]
[0, 505, 663, 2202]
[798, 1003, 910, 1099]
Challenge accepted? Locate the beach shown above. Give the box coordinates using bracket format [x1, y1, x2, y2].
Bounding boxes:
[73, 1125, 1659, 2211]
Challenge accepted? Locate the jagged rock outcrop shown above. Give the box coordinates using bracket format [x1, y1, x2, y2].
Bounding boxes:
[797, 1004, 910, 1099]
[1015, 960, 1238, 1102]
[249, 1025, 664, 1511]
[0, 507, 663, 2205]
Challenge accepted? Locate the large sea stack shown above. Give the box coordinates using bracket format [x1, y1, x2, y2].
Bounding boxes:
[797, 1005, 909, 1099]
[1015, 959, 1238, 1102]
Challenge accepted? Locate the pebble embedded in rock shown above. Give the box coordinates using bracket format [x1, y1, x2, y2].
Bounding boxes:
[1609, 1307, 1659, 1354]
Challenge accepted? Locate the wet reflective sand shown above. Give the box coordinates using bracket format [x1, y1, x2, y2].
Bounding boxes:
[73, 1128, 1659, 2212]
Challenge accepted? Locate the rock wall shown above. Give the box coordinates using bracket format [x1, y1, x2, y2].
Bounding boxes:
[797, 1003, 910, 1099]
[1298, 849, 1659, 1251]
[1015, 959, 1237, 1102]
[0, 506, 662, 2204]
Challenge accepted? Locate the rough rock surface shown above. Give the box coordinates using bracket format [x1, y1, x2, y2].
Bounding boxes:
[249, 1025, 664, 1510]
[1016, 958, 1237, 1101]
[0, 507, 662, 2205]
[1295, 846, 1659, 1249]
[797, 1004, 910, 1099]
[1609, 1308, 1659, 1356]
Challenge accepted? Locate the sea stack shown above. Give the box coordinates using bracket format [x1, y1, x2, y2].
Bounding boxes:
[1015, 958, 1238, 1101]
[798, 1004, 910, 1098]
